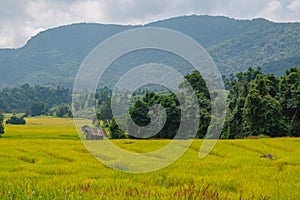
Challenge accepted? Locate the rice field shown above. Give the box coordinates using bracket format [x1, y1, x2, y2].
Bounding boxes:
[0, 117, 299, 199]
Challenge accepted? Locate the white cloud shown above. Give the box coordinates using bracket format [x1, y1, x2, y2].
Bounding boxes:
[287, 0, 300, 19]
[257, 1, 283, 21]
[69, 0, 104, 22]
[288, 0, 300, 11]
[0, 0, 299, 48]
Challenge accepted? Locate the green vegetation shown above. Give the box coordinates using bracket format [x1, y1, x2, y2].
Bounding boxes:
[54, 104, 72, 118]
[223, 67, 300, 138]
[0, 84, 71, 114]
[0, 117, 299, 199]
[0, 84, 75, 120]
[119, 67, 300, 139]
[1, 67, 299, 139]
[109, 118, 126, 139]
[0, 110, 4, 135]
[129, 93, 181, 139]
[6, 114, 26, 125]
[30, 98, 48, 117]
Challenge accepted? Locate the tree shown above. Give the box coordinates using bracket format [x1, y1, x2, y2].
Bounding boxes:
[222, 96, 246, 139]
[222, 67, 288, 138]
[290, 108, 300, 137]
[181, 71, 210, 99]
[55, 104, 72, 118]
[242, 88, 286, 137]
[129, 100, 150, 127]
[238, 73, 288, 137]
[128, 91, 185, 139]
[0, 110, 4, 135]
[152, 94, 180, 139]
[109, 118, 126, 139]
[278, 67, 300, 136]
[128, 97, 155, 139]
[180, 71, 211, 138]
[97, 99, 113, 120]
[289, 83, 300, 137]
[30, 98, 48, 116]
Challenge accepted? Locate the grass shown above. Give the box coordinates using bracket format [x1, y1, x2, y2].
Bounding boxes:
[0, 117, 299, 199]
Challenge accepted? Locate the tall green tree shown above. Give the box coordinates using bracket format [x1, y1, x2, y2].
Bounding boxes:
[278, 67, 300, 136]
[222, 70, 251, 138]
[222, 96, 246, 139]
[182, 71, 210, 99]
[242, 88, 286, 137]
[180, 71, 211, 138]
[290, 108, 300, 137]
[109, 118, 126, 139]
[242, 74, 286, 137]
[289, 83, 300, 137]
[128, 92, 182, 139]
[0, 110, 4, 135]
[222, 67, 288, 138]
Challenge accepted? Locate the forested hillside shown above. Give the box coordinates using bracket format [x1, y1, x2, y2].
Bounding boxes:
[0, 15, 300, 88]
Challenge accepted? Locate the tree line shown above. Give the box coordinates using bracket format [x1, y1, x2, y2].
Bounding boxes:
[0, 84, 72, 118]
[223, 67, 300, 138]
[106, 67, 300, 139]
[0, 67, 299, 139]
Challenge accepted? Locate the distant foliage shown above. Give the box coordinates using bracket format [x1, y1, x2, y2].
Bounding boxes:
[30, 98, 48, 117]
[55, 104, 72, 118]
[0, 84, 71, 113]
[222, 67, 300, 138]
[96, 87, 113, 120]
[6, 114, 26, 125]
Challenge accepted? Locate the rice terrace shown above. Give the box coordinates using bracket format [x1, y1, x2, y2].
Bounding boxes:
[1, 2, 300, 199]
[0, 117, 299, 199]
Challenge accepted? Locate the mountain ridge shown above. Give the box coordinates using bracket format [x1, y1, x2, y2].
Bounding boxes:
[1, 15, 300, 88]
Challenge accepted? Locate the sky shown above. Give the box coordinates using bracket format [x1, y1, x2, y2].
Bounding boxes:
[0, 0, 300, 48]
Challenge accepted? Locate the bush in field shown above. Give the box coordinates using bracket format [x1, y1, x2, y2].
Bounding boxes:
[0, 109, 4, 134]
[6, 114, 26, 125]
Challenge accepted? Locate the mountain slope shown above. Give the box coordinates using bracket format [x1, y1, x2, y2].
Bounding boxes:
[0, 15, 299, 88]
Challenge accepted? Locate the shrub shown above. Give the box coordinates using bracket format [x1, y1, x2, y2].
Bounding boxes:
[6, 115, 26, 125]
[0, 110, 4, 134]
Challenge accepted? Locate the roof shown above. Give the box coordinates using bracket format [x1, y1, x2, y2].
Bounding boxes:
[81, 125, 108, 137]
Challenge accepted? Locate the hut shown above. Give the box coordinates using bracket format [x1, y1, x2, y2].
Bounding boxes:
[81, 125, 108, 140]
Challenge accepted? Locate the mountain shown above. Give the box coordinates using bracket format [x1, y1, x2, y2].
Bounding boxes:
[0, 15, 300, 88]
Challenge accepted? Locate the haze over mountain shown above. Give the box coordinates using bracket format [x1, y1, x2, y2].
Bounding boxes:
[0, 15, 300, 88]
